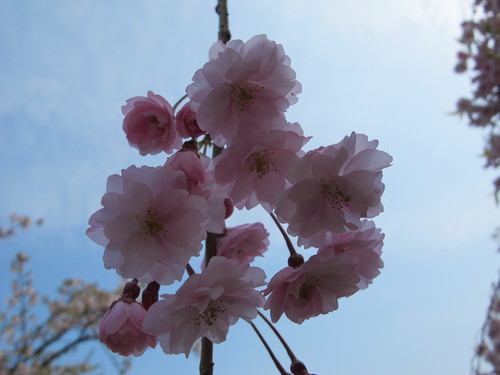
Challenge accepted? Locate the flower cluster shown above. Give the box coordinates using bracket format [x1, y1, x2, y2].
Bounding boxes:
[87, 34, 391, 358]
[455, 0, 500, 197]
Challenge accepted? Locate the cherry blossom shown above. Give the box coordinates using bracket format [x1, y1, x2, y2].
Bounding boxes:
[262, 250, 360, 324]
[214, 120, 308, 211]
[165, 148, 207, 194]
[216, 222, 269, 264]
[165, 148, 226, 234]
[88, 32, 393, 372]
[175, 101, 206, 139]
[143, 256, 266, 356]
[315, 220, 384, 289]
[275, 132, 392, 246]
[122, 91, 182, 155]
[99, 301, 157, 356]
[186, 34, 302, 146]
[86, 164, 209, 285]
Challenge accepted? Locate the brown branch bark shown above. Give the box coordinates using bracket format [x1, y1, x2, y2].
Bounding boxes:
[199, 3, 231, 374]
[215, 0, 231, 43]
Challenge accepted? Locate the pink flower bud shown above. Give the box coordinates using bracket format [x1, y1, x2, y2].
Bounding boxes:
[99, 300, 157, 356]
[141, 281, 160, 311]
[224, 198, 234, 219]
[175, 101, 206, 138]
[122, 91, 182, 155]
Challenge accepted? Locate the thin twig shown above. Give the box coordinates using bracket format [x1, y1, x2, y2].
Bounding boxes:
[40, 333, 97, 368]
[258, 311, 297, 362]
[172, 94, 188, 115]
[249, 321, 290, 375]
[269, 212, 297, 256]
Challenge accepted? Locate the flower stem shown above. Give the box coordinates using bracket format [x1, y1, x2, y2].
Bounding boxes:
[172, 94, 188, 115]
[258, 311, 297, 362]
[269, 212, 297, 256]
[249, 321, 290, 375]
[185, 263, 195, 276]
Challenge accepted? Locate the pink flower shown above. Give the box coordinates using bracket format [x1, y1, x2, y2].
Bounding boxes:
[122, 91, 182, 155]
[263, 250, 360, 324]
[275, 132, 392, 247]
[214, 120, 308, 211]
[175, 101, 206, 138]
[99, 300, 157, 356]
[186, 34, 302, 146]
[86, 164, 209, 285]
[165, 149, 226, 234]
[165, 149, 207, 193]
[316, 220, 384, 289]
[217, 223, 269, 264]
[143, 257, 266, 356]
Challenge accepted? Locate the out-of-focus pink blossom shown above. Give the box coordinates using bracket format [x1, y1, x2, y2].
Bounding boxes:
[86, 164, 209, 285]
[175, 101, 206, 138]
[315, 220, 384, 289]
[99, 300, 157, 356]
[217, 223, 269, 264]
[275, 132, 392, 247]
[122, 91, 182, 155]
[455, 1, 500, 195]
[263, 250, 359, 324]
[186, 34, 302, 146]
[143, 256, 266, 356]
[214, 121, 308, 211]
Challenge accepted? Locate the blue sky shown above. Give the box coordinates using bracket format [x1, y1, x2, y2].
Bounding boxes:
[0, 0, 498, 374]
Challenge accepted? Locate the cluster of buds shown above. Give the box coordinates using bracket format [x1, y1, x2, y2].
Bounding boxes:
[455, 0, 500, 197]
[88, 34, 392, 362]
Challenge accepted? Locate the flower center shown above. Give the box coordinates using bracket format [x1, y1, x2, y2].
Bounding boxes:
[298, 275, 317, 301]
[139, 209, 165, 237]
[248, 150, 275, 178]
[189, 300, 226, 327]
[147, 115, 161, 127]
[335, 245, 351, 255]
[231, 83, 264, 111]
[322, 180, 350, 209]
